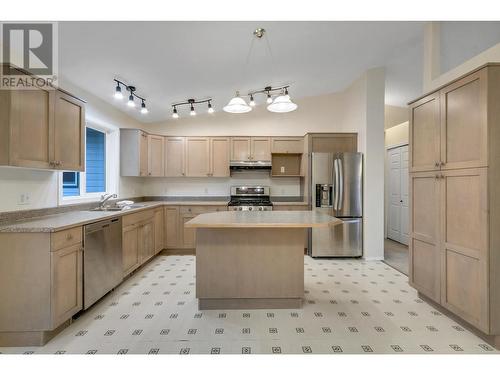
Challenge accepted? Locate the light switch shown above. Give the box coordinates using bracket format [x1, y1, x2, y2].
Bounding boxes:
[18, 193, 31, 205]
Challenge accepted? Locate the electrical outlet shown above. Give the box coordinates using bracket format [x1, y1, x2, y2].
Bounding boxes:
[280, 166, 285, 173]
[18, 192, 31, 205]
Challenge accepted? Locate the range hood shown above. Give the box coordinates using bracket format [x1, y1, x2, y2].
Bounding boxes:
[230, 160, 272, 171]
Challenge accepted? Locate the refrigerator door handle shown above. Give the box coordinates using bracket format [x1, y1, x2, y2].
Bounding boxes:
[338, 158, 344, 211]
[333, 158, 339, 213]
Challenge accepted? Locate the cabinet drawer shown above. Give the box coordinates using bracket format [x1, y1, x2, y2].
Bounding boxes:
[179, 206, 226, 215]
[51, 226, 82, 251]
[122, 209, 154, 228]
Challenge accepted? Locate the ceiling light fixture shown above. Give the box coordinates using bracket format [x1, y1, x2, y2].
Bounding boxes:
[224, 28, 298, 114]
[113, 79, 148, 114]
[171, 97, 213, 119]
[223, 91, 252, 114]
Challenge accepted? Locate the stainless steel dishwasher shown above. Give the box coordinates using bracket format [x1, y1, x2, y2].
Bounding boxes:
[83, 217, 123, 309]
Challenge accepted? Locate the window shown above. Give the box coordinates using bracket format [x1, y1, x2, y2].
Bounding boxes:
[61, 127, 108, 200]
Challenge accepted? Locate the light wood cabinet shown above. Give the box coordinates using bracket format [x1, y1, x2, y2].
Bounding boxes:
[0, 77, 85, 171]
[210, 137, 230, 177]
[185, 137, 210, 177]
[120, 129, 150, 177]
[251, 137, 271, 161]
[181, 213, 197, 249]
[53, 91, 85, 171]
[50, 243, 83, 328]
[164, 206, 179, 248]
[409, 93, 441, 172]
[271, 137, 304, 154]
[408, 64, 500, 343]
[230, 137, 251, 161]
[409, 171, 441, 303]
[148, 135, 164, 176]
[122, 224, 140, 276]
[230, 137, 271, 161]
[138, 219, 154, 263]
[165, 137, 185, 177]
[153, 208, 164, 254]
[440, 70, 488, 170]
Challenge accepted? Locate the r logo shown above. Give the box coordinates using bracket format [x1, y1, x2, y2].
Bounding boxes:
[1, 23, 56, 76]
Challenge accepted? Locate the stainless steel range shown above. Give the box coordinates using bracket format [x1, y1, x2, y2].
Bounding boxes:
[227, 186, 273, 211]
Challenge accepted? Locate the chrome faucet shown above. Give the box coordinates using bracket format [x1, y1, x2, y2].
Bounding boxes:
[99, 193, 117, 208]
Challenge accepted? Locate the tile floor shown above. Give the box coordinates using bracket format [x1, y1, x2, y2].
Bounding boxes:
[0, 255, 497, 354]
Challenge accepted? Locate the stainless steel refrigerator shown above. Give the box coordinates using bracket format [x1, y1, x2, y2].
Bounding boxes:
[308, 152, 363, 257]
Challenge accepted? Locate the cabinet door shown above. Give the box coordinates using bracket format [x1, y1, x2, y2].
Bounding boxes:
[251, 137, 271, 161]
[409, 92, 440, 172]
[51, 243, 83, 328]
[271, 137, 304, 154]
[440, 168, 488, 331]
[154, 208, 164, 254]
[165, 207, 179, 248]
[53, 91, 85, 171]
[210, 137, 230, 177]
[139, 220, 154, 263]
[148, 135, 164, 176]
[409, 171, 441, 303]
[122, 225, 140, 276]
[440, 70, 488, 170]
[186, 137, 210, 177]
[181, 214, 196, 248]
[231, 138, 251, 161]
[9, 87, 54, 169]
[139, 131, 149, 176]
[165, 137, 185, 177]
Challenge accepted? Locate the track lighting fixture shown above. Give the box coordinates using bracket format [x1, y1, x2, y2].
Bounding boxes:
[171, 97, 214, 119]
[113, 79, 148, 115]
[249, 94, 256, 107]
[266, 91, 273, 104]
[223, 91, 252, 114]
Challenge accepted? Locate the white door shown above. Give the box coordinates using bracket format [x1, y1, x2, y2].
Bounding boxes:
[387, 145, 409, 245]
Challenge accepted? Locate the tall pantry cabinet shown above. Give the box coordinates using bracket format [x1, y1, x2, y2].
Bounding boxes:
[408, 64, 500, 345]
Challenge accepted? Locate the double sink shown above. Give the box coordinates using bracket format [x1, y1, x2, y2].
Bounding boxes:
[89, 203, 146, 212]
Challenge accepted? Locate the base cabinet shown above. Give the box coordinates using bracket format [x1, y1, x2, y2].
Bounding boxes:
[154, 208, 164, 254]
[51, 244, 83, 328]
[122, 225, 140, 276]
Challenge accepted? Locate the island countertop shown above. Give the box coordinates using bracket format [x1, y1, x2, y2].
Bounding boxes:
[185, 210, 341, 228]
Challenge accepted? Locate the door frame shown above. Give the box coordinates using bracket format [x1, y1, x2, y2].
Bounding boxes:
[384, 142, 409, 241]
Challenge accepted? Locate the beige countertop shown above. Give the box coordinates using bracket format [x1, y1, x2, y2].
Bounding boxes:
[0, 199, 309, 233]
[185, 211, 340, 229]
[0, 202, 165, 233]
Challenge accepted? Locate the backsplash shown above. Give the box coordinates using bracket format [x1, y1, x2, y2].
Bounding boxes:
[141, 174, 301, 197]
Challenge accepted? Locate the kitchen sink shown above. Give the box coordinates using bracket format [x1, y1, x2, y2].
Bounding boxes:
[90, 206, 124, 212]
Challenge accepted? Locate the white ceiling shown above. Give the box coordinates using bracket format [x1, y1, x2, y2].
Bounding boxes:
[59, 21, 426, 123]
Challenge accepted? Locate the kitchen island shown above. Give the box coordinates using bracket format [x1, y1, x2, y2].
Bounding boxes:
[185, 211, 341, 309]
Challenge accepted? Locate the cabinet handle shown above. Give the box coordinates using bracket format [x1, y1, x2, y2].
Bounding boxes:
[440, 161, 445, 167]
[66, 233, 73, 240]
[148, 172, 152, 176]
[435, 174, 440, 179]
[435, 162, 439, 168]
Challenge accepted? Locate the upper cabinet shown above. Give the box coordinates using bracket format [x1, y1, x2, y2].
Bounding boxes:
[271, 137, 304, 154]
[148, 135, 164, 176]
[210, 137, 230, 177]
[53, 91, 85, 171]
[230, 137, 271, 161]
[120, 129, 150, 176]
[409, 68, 488, 172]
[165, 137, 185, 177]
[185, 137, 210, 177]
[0, 77, 85, 171]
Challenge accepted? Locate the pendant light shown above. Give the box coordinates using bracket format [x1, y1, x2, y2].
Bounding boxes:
[267, 88, 298, 113]
[223, 91, 252, 113]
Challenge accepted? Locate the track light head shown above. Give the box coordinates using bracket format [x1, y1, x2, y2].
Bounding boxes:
[208, 101, 214, 114]
[249, 94, 256, 107]
[172, 106, 179, 119]
[190, 104, 196, 116]
[127, 94, 135, 107]
[140, 100, 148, 114]
[114, 83, 123, 100]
